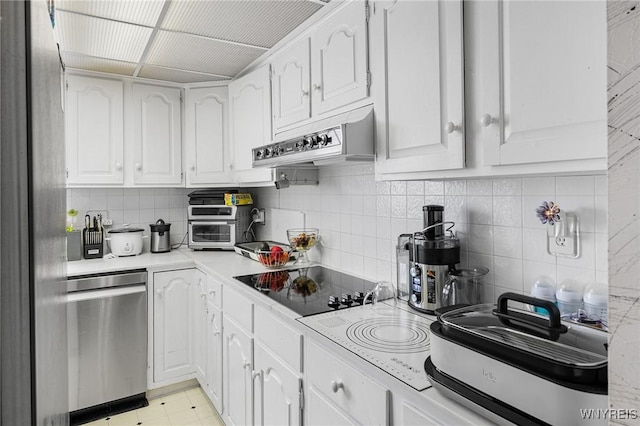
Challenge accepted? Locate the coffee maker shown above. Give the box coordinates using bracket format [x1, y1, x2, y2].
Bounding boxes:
[397, 205, 460, 314]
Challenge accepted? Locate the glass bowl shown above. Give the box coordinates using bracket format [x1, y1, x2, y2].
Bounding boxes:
[255, 246, 293, 269]
[286, 228, 319, 265]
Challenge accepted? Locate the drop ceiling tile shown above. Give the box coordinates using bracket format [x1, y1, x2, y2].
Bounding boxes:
[56, 0, 165, 27]
[55, 11, 152, 63]
[145, 31, 264, 77]
[138, 65, 230, 84]
[61, 53, 137, 76]
[162, 0, 324, 48]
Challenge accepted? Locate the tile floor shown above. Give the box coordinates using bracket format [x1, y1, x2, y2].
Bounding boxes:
[84, 387, 224, 426]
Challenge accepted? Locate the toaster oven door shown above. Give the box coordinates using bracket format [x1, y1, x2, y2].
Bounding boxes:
[188, 221, 236, 249]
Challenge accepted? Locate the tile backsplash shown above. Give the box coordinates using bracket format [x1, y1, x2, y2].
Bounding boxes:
[252, 165, 608, 303]
[67, 168, 607, 302]
[66, 188, 191, 251]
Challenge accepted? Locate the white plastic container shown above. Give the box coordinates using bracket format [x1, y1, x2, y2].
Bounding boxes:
[555, 280, 584, 317]
[529, 277, 557, 314]
[583, 282, 608, 325]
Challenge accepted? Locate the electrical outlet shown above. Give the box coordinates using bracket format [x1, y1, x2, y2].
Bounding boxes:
[102, 218, 113, 226]
[253, 208, 266, 224]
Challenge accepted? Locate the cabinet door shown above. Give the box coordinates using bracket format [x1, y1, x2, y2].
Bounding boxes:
[65, 75, 124, 185]
[229, 64, 274, 183]
[192, 272, 208, 386]
[311, 1, 369, 116]
[470, 0, 606, 166]
[306, 386, 356, 426]
[153, 269, 197, 383]
[373, 0, 465, 174]
[206, 299, 223, 414]
[254, 343, 302, 426]
[272, 37, 311, 131]
[132, 84, 183, 185]
[223, 315, 254, 426]
[184, 86, 232, 185]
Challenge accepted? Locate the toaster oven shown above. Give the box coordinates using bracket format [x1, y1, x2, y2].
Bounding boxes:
[188, 205, 252, 250]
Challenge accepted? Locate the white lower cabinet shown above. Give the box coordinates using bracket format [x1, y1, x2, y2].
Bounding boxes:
[192, 274, 208, 386]
[152, 268, 202, 385]
[254, 342, 302, 426]
[223, 315, 254, 426]
[205, 278, 223, 413]
[306, 339, 389, 426]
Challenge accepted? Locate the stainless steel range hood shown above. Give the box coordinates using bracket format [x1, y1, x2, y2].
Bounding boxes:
[252, 105, 374, 167]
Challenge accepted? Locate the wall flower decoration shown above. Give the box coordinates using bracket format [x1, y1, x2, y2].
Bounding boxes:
[536, 201, 561, 225]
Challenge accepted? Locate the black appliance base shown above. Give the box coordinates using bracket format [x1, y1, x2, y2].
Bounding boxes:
[70, 393, 148, 425]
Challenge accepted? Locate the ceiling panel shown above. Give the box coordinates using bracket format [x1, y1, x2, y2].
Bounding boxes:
[56, 0, 165, 27]
[55, 11, 153, 63]
[162, 0, 324, 48]
[138, 65, 230, 84]
[145, 30, 265, 77]
[61, 53, 137, 76]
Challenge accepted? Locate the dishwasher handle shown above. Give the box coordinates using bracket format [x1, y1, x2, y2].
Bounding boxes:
[67, 284, 146, 303]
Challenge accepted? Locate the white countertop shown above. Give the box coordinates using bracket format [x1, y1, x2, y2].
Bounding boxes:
[65, 248, 493, 425]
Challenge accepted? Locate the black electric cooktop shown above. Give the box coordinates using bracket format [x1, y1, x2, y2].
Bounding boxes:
[233, 266, 377, 317]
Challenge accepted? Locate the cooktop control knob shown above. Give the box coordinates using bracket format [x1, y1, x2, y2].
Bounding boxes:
[255, 149, 264, 160]
[264, 147, 273, 158]
[303, 137, 312, 149]
[353, 291, 365, 305]
[295, 140, 304, 150]
[340, 293, 353, 306]
[328, 296, 341, 310]
[310, 135, 319, 148]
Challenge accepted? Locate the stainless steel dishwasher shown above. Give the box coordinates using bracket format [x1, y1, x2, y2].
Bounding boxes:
[67, 269, 148, 422]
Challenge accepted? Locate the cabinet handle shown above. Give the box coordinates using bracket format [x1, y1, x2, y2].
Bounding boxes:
[209, 289, 216, 295]
[252, 370, 262, 380]
[228, 163, 233, 170]
[480, 113, 496, 127]
[115, 162, 123, 171]
[312, 83, 321, 91]
[331, 380, 344, 393]
[135, 163, 142, 171]
[213, 331, 221, 336]
[243, 361, 251, 369]
[302, 90, 309, 97]
[200, 292, 207, 298]
[444, 122, 460, 134]
[190, 165, 196, 171]
[156, 289, 163, 296]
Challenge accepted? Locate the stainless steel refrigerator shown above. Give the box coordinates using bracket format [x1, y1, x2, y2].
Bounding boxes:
[1, 1, 69, 424]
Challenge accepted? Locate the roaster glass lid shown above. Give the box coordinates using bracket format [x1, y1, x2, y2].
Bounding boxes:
[439, 302, 608, 367]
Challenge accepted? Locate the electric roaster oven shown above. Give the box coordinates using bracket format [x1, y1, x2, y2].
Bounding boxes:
[426, 293, 608, 426]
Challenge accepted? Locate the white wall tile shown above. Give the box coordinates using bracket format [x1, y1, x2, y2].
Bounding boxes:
[467, 179, 492, 196]
[444, 196, 466, 224]
[406, 181, 424, 196]
[522, 260, 557, 294]
[468, 224, 493, 255]
[376, 217, 391, 240]
[556, 176, 595, 196]
[522, 227, 557, 264]
[406, 196, 425, 220]
[493, 196, 522, 227]
[555, 195, 596, 233]
[467, 253, 494, 286]
[594, 175, 607, 196]
[424, 180, 444, 195]
[493, 257, 523, 292]
[493, 226, 523, 259]
[522, 196, 555, 229]
[493, 178, 522, 196]
[363, 195, 376, 216]
[376, 194, 391, 217]
[522, 177, 556, 196]
[557, 231, 596, 270]
[391, 196, 407, 218]
[391, 181, 406, 196]
[445, 180, 466, 195]
[467, 196, 492, 225]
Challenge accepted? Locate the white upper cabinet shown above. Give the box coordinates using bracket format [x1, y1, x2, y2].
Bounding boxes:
[272, 1, 370, 133]
[229, 64, 274, 183]
[311, 0, 369, 117]
[468, 0, 607, 167]
[131, 83, 183, 186]
[184, 86, 233, 186]
[65, 75, 124, 185]
[272, 38, 312, 130]
[372, 0, 465, 175]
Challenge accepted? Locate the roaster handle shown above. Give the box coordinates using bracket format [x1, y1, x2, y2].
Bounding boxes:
[493, 292, 568, 338]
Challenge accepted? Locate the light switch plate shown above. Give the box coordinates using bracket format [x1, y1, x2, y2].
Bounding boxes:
[547, 213, 580, 258]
